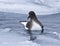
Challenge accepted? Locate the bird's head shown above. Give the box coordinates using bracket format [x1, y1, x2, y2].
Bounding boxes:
[28, 11, 36, 19]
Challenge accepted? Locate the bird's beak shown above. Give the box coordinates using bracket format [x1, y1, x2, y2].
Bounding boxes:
[27, 16, 30, 19]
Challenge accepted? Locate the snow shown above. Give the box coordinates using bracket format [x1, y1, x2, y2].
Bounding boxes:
[0, 0, 60, 15]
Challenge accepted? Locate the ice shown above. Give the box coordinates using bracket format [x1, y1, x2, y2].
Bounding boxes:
[0, 12, 60, 46]
[0, 28, 60, 46]
[0, 0, 60, 15]
[0, 28, 11, 32]
[35, 35, 60, 46]
[0, 28, 41, 46]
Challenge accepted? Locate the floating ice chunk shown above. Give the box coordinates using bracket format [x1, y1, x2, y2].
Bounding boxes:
[0, 28, 11, 32]
[53, 32, 58, 35]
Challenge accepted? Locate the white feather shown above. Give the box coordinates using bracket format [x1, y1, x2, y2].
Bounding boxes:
[31, 20, 42, 30]
[20, 21, 28, 30]
[20, 20, 42, 30]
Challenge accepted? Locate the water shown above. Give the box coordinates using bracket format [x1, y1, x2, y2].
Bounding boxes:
[0, 12, 60, 33]
[0, 12, 60, 46]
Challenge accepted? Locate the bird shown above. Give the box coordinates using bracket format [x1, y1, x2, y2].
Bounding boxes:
[20, 11, 44, 40]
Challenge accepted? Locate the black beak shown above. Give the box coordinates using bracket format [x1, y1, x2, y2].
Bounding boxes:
[27, 16, 30, 19]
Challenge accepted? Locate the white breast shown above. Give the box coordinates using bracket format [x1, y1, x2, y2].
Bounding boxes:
[31, 21, 42, 30]
[20, 21, 42, 30]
